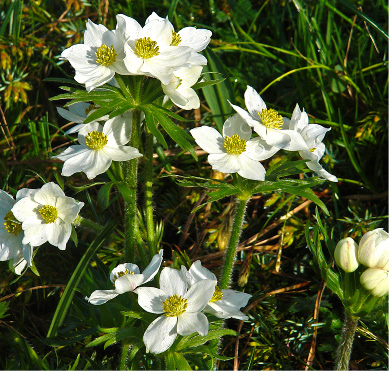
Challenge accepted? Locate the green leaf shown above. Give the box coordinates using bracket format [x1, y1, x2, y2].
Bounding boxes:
[192, 77, 226, 90]
[120, 311, 155, 322]
[176, 329, 238, 351]
[143, 107, 168, 148]
[193, 187, 238, 212]
[97, 182, 113, 210]
[165, 352, 176, 370]
[173, 352, 192, 371]
[83, 106, 114, 124]
[46, 221, 117, 338]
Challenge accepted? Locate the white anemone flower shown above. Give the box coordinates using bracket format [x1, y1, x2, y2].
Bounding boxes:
[186, 260, 251, 320]
[61, 19, 130, 91]
[162, 65, 202, 110]
[54, 114, 141, 179]
[87, 249, 164, 305]
[230, 86, 307, 151]
[57, 102, 110, 135]
[116, 14, 192, 84]
[190, 114, 280, 180]
[0, 189, 34, 274]
[136, 267, 216, 354]
[285, 104, 338, 182]
[11, 182, 84, 250]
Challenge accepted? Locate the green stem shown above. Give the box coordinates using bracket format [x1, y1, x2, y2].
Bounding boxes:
[120, 341, 130, 370]
[123, 109, 141, 262]
[144, 128, 157, 256]
[335, 313, 359, 371]
[219, 197, 250, 289]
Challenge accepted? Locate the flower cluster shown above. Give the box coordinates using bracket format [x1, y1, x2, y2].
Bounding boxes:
[192, 86, 337, 181]
[0, 182, 83, 274]
[334, 228, 389, 297]
[87, 256, 251, 354]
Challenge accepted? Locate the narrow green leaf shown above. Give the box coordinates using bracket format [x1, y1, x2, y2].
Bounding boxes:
[143, 107, 168, 148]
[173, 352, 192, 371]
[165, 352, 176, 370]
[176, 329, 238, 351]
[97, 182, 113, 210]
[83, 106, 114, 124]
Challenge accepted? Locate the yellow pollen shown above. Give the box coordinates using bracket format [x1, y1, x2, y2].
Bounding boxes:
[224, 134, 246, 155]
[4, 211, 22, 236]
[210, 286, 223, 303]
[85, 131, 108, 150]
[113, 269, 134, 283]
[259, 108, 284, 130]
[309, 148, 316, 153]
[163, 294, 188, 317]
[85, 104, 97, 115]
[39, 205, 58, 224]
[171, 31, 182, 46]
[135, 37, 160, 59]
[176, 78, 183, 89]
[95, 44, 117, 66]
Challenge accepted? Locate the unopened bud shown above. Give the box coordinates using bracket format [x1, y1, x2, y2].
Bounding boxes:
[334, 237, 359, 272]
[357, 228, 389, 270]
[360, 268, 389, 297]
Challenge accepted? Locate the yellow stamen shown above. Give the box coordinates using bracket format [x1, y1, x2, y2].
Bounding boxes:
[4, 211, 22, 236]
[85, 131, 108, 150]
[39, 205, 58, 224]
[135, 37, 160, 59]
[95, 45, 117, 66]
[171, 31, 182, 46]
[258, 108, 284, 130]
[210, 286, 223, 302]
[309, 148, 316, 153]
[224, 134, 246, 155]
[163, 294, 188, 317]
[113, 269, 134, 283]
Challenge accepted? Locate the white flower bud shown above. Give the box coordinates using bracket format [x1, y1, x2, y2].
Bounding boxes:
[334, 237, 359, 272]
[360, 268, 389, 297]
[357, 229, 389, 270]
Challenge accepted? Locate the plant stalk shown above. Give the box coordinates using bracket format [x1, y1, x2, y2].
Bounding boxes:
[219, 197, 250, 289]
[144, 128, 157, 256]
[335, 313, 359, 371]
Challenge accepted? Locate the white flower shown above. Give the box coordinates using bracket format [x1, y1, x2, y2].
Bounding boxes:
[360, 268, 389, 297]
[54, 113, 141, 179]
[57, 102, 110, 135]
[186, 260, 251, 320]
[190, 114, 279, 180]
[61, 19, 130, 91]
[0, 189, 33, 274]
[285, 104, 338, 182]
[87, 249, 164, 305]
[11, 183, 84, 250]
[230, 86, 307, 151]
[162, 65, 202, 110]
[357, 228, 389, 270]
[136, 267, 216, 354]
[334, 237, 359, 272]
[116, 14, 193, 84]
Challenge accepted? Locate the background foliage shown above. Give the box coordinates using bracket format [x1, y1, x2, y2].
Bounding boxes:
[0, 0, 387, 369]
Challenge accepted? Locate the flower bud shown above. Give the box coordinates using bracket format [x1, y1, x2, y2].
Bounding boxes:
[334, 237, 359, 272]
[357, 228, 389, 270]
[360, 268, 389, 297]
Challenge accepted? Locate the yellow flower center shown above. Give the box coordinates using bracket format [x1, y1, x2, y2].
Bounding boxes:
[95, 44, 117, 66]
[39, 205, 58, 224]
[258, 108, 284, 130]
[113, 269, 134, 283]
[163, 294, 188, 317]
[135, 37, 160, 59]
[171, 31, 182, 46]
[4, 211, 22, 236]
[85, 131, 108, 150]
[210, 286, 223, 303]
[224, 134, 247, 155]
[309, 148, 316, 152]
[85, 104, 97, 115]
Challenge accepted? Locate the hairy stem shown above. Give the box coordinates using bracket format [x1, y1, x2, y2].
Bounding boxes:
[144, 128, 156, 256]
[219, 197, 250, 289]
[335, 313, 359, 370]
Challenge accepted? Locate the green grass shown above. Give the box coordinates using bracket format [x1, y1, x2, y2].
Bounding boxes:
[0, 0, 387, 370]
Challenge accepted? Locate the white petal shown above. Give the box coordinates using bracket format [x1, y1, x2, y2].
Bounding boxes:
[57, 106, 86, 124]
[56, 196, 84, 223]
[190, 126, 224, 154]
[177, 312, 209, 336]
[34, 182, 64, 205]
[11, 198, 40, 222]
[185, 279, 216, 313]
[206, 303, 248, 320]
[222, 289, 252, 308]
[187, 260, 216, 285]
[288, 104, 308, 132]
[87, 289, 119, 305]
[143, 316, 177, 354]
[245, 137, 280, 161]
[223, 114, 252, 141]
[103, 112, 133, 145]
[141, 18, 172, 46]
[142, 249, 164, 283]
[264, 129, 291, 149]
[174, 65, 203, 87]
[159, 267, 187, 297]
[111, 263, 140, 281]
[84, 20, 107, 47]
[229, 102, 259, 127]
[82, 152, 112, 179]
[115, 274, 146, 293]
[178, 28, 212, 52]
[237, 155, 266, 181]
[102, 145, 141, 162]
[301, 124, 331, 148]
[135, 287, 166, 313]
[15, 188, 38, 201]
[207, 153, 239, 173]
[47, 221, 71, 250]
[244, 86, 266, 119]
[280, 130, 309, 151]
[116, 14, 142, 40]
